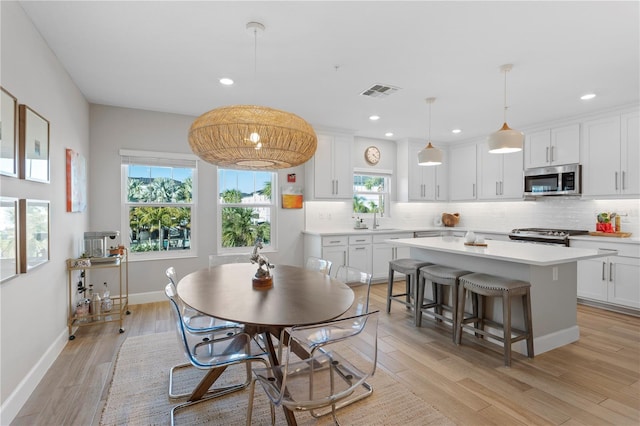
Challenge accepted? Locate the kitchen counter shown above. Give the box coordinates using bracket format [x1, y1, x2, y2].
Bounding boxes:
[391, 236, 610, 355]
[570, 234, 639, 245]
[302, 227, 509, 237]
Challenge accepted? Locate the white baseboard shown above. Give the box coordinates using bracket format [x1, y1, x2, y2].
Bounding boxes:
[0, 328, 68, 425]
[128, 290, 165, 305]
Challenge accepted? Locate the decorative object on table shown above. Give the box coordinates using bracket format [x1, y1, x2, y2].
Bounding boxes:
[18, 104, 50, 183]
[18, 199, 50, 272]
[417, 98, 443, 166]
[281, 185, 303, 209]
[250, 238, 274, 289]
[1, 87, 19, 177]
[441, 212, 460, 227]
[487, 64, 524, 154]
[72, 258, 91, 268]
[65, 148, 87, 212]
[0, 197, 19, 282]
[464, 233, 487, 247]
[109, 245, 125, 256]
[188, 22, 317, 170]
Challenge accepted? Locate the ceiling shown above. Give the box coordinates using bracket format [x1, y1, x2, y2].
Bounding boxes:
[18, 1, 640, 145]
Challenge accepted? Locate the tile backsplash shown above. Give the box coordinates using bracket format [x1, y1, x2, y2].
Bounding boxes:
[305, 198, 640, 234]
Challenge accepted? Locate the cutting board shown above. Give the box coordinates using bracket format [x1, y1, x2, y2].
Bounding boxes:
[588, 231, 632, 238]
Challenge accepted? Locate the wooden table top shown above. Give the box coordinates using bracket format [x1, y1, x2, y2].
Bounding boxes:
[177, 263, 355, 327]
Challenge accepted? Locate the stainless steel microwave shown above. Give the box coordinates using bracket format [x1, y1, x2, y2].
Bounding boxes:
[524, 164, 581, 196]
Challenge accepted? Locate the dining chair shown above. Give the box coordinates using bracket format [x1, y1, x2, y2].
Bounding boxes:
[304, 256, 333, 275]
[247, 310, 379, 425]
[334, 265, 372, 316]
[165, 283, 269, 426]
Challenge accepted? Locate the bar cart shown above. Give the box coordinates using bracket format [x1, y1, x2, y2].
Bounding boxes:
[66, 249, 129, 340]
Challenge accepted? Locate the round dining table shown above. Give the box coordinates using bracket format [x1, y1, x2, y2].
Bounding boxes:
[177, 263, 355, 425]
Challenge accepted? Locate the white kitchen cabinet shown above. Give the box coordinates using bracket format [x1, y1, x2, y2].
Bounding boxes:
[449, 143, 477, 201]
[309, 133, 353, 199]
[572, 239, 640, 311]
[582, 110, 639, 197]
[321, 236, 348, 271]
[407, 140, 448, 201]
[371, 232, 413, 281]
[348, 235, 372, 275]
[477, 143, 523, 200]
[525, 124, 580, 169]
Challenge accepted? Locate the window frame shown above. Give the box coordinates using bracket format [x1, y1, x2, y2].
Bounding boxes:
[352, 169, 391, 217]
[120, 149, 198, 261]
[216, 168, 278, 254]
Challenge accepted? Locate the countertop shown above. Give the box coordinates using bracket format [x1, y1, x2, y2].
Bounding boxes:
[388, 236, 610, 267]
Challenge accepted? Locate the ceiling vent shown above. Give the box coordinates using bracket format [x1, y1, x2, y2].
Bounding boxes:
[360, 84, 401, 98]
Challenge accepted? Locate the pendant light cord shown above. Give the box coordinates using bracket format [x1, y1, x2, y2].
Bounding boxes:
[253, 27, 258, 73]
[428, 101, 432, 141]
[503, 68, 508, 123]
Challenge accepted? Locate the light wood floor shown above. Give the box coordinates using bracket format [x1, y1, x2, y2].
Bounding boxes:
[11, 284, 640, 425]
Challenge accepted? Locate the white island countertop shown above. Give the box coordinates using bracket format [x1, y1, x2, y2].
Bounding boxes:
[389, 236, 610, 267]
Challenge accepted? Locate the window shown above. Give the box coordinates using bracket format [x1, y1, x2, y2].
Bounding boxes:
[218, 169, 276, 252]
[121, 151, 196, 258]
[353, 173, 389, 215]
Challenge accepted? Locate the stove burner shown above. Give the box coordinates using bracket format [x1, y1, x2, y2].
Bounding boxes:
[508, 228, 589, 246]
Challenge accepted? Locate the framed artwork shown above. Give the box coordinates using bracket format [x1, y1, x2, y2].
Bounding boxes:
[0, 87, 18, 177]
[19, 105, 50, 183]
[281, 185, 303, 209]
[19, 199, 50, 272]
[0, 197, 19, 282]
[66, 148, 87, 212]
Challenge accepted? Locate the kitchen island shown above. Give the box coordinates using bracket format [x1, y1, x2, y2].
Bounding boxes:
[389, 236, 611, 355]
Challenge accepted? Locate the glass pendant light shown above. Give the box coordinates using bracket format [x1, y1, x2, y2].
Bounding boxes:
[417, 97, 443, 166]
[487, 64, 523, 154]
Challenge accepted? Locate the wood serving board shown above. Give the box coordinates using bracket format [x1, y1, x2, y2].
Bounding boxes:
[464, 242, 488, 247]
[588, 231, 632, 238]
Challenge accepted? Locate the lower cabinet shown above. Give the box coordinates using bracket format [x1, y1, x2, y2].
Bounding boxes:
[371, 233, 413, 281]
[348, 235, 372, 274]
[321, 236, 348, 271]
[571, 240, 640, 311]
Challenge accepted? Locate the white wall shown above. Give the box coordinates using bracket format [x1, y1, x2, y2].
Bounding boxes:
[0, 1, 90, 421]
[89, 104, 307, 301]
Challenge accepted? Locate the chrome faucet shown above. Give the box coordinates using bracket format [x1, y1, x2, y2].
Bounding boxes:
[372, 210, 379, 229]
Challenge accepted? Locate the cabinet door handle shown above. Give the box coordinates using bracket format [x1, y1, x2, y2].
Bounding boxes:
[615, 172, 619, 190]
[500, 181, 504, 195]
[546, 147, 549, 163]
[550, 146, 554, 162]
[609, 262, 613, 282]
[437, 185, 440, 198]
[355, 247, 366, 251]
[496, 181, 499, 195]
[335, 180, 339, 195]
[602, 262, 606, 281]
[472, 183, 476, 197]
[622, 171, 626, 190]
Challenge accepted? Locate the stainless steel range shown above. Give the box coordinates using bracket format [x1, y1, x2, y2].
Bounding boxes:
[508, 228, 589, 246]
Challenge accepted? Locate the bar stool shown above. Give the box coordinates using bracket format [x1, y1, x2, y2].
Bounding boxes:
[456, 273, 534, 367]
[387, 259, 432, 315]
[416, 265, 471, 341]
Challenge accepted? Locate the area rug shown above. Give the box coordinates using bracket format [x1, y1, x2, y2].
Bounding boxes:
[100, 332, 454, 425]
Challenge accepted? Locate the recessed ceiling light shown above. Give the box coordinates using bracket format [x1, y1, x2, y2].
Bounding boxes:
[219, 78, 234, 86]
[580, 93, 596, 100]
[385, 132, 394, 137]
[451, 129, 462, 134]
[369, 115, 380, 121]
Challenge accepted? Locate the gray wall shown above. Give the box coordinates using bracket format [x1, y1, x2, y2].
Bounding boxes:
[1, 1, 89, 419]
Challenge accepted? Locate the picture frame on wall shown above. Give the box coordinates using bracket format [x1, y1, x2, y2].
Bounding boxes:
[66, 148, 87, 212]
[0, 197, 19, 282]
[19, 105, 50, 183]
[0, 87, 18, 177]
[19, 199, 50, 272]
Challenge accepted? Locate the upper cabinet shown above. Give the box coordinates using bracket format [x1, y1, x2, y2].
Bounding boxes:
[449, 143, 477, 201]
[525, 124, 580, 169]
[396, 139, 448, 202]
[477, 143, 523, 200]
[306, 132, 353, 200]
[582, 110, 639, 197]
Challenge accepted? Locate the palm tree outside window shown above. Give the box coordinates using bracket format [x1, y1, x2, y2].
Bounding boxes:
[353, 173, 389, 216]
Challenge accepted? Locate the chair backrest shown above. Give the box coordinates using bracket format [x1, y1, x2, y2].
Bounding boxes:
[164, 282, 251, 368]
[304, 256, 333, 275]
[334, 265, 372, 315]
[278, 310, 379, 408]
[165, 266, 178, 286]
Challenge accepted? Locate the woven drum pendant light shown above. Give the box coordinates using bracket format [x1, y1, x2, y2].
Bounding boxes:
[188, 22, 317, 170]
[417, 98, 443, 166]
[487, 64, 523, 154]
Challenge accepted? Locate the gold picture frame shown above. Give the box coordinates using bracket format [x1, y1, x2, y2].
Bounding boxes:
[19, 199, 50, 272]
[0, 197, 19, 282]
[19, 105, 50, 183]
[0, 87, 18, 177]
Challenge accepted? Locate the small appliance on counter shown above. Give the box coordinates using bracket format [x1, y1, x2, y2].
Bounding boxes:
[84, 231, 120, 258]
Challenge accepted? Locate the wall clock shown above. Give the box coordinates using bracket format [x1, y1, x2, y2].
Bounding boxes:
[364, 146, 381, 165]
